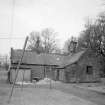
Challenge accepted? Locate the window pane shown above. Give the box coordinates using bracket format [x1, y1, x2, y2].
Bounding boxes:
[86, 66, 93, 74]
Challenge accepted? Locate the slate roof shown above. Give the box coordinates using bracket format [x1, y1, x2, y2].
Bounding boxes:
[11, 48, 85, 67]
[11, 49, 64, 66]
[62, 50, 85, 67]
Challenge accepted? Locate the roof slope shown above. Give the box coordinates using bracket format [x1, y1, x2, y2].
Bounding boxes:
[11, 49, 64, 66]
[11, 48, 85, 67]
[62, 50, 85, 67]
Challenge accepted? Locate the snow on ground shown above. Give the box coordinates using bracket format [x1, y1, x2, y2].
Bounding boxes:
[15, 78, 61, 85]
[16, 81, 33, 85]
[14, 79, 105, 94]
[87, 86, 105, 93]
[77, 85, 105, 93]
[75, 83, 105, 93]
[36, 78, 61, 85]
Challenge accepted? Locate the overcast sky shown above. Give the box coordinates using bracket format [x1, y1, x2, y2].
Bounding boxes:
[0, 0, 103, 55]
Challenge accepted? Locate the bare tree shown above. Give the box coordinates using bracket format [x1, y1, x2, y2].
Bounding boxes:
[41, 28, 57, 53]
[63, 36, 77, 54]
[27, 28, 58, 54]
[27, 31, 43, 54]
[77, 15, 105, 57]
[77, 15, 105, 76]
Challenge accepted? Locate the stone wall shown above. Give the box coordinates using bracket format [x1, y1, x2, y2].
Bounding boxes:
[63, 51, 101, 83]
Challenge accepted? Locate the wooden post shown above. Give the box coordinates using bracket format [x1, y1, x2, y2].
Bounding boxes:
[21, 69, 25, 91]
[44, 65, 46, 78]
[49, 66, 52, 89]
[8, 36, 28, 103]
[7, 64, 11, 83]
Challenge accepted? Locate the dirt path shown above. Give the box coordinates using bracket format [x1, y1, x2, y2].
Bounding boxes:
[0, 83, 96, 105]
[0, 81, 105, 105]
[5, 88, 95, 105]
[53, 83, 105, 105]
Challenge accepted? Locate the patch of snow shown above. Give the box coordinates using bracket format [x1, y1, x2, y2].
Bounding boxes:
[75, 83, 105, 93]
[36, 78, 61, 85]
[16, 81, 33, 85]
[87, 86, 105, 93]
[15, 78, 61, 85]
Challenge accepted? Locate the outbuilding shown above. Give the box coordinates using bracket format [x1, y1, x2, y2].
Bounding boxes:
[9, 48, 64, 83]
[60, 49, 101, 83]
[9, 48, 101, 83]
